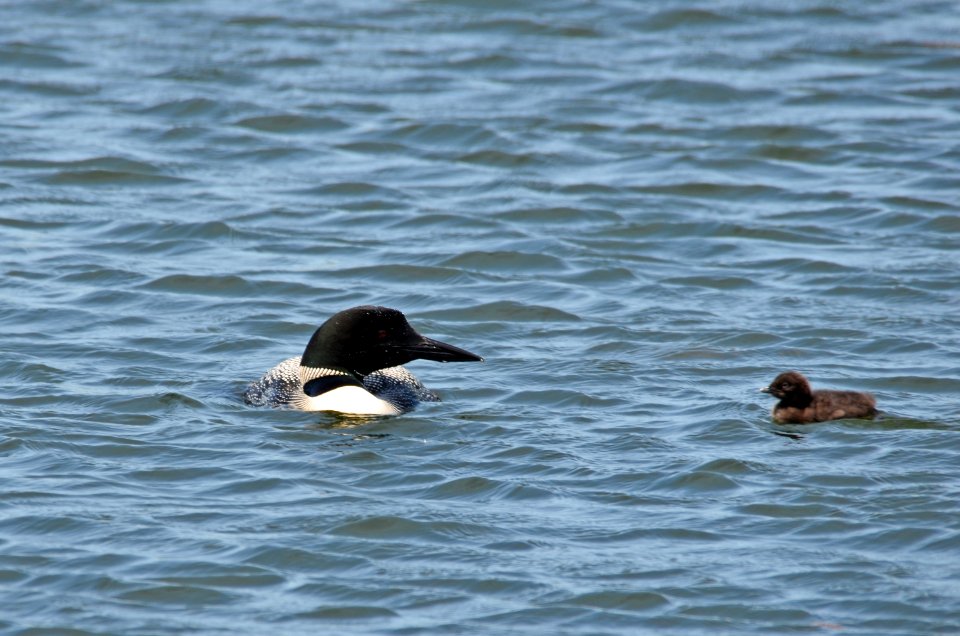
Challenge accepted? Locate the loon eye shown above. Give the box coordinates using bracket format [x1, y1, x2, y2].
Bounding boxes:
[377, 329, 388, 340]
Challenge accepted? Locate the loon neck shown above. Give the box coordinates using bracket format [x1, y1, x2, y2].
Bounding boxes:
[298, 364, 357, 383]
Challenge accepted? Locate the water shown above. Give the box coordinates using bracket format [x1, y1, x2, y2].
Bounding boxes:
[2, 0, 960, 634]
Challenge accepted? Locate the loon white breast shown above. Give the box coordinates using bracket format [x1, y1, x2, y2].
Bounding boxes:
[243, 305, 483, 416]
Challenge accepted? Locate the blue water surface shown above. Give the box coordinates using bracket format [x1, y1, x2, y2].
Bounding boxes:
[2, 1, 959, 634]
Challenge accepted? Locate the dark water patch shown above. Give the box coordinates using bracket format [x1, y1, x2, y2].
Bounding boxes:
[393, 574, 547, 599]
[291, 580, 435, 610]
[3, 156, 156, 174]
[644, 8, 741, 30]
[98, 219, 236, 241]
[715, 124, 839, 145]
[151, 64, 257, 86]
[472, 605, 593, 630]
[602, 78, 776, 105]
[150, 570, 284, 589]
[556, 589, 670, 613]
[117, 583, 238, 606]
[225, 14, 285, 27]
[292, 181, 410, 201]
[635, 181, 785, 201]
[337, 140, 410, 155]
[494, 206, 621, 225]
[843, 416, 954, 432]
[226, 146, 315, 163]
[425, 301, 580, 323]
[0, 569, 28, 584]
[555, 182, 622, 197]
[422, 477, 551, 501]
[0, 515, 105, 539]
[650, 470, 741, 494]
[460, 17, 602, 39]
[329, 516, 496, 544]
[847, 526, 944, 551]
[306, 100, 391, 116]
[248, 55, 323, 69]
[25, 569, 135, 598]
[439, 250, 566, 273]
[457, 149, 550, 168]
[736, 502, 842, 520]
[55, 266, 146, 286]
[0, 78, 99, 97]
[752, 143, 835, 164]
[564, 266, 638, 286]
[4, 360, 69, 385]
[235, 114, 349, 134]
[0, 41, 81, 69]
[785, 89, 914, 109]
[547, 120, 617, 136]
[127, 558, 284, 589]
[60, 438, 162, 461]
[503, 389, 626, 410]
[917, 213, 960, 234]
[662, 275, 759, 291]
[850, 337, 937, 355]
[126, 466, 231, 484]
[900, 84, 960, 101]
[675, 604, 816, 631]
[446, 52, 522, 72]
[334, 264, 474, 285]
[380, 121, 503, 149]
[0, 217, 74, 232]
[922, 532, 960, 552]
[905, 49, 960, 72]
[10, 156, 185, 187]
[739, 256, 854, 276]
[240, 546, 371, 574]
[138, 274, 256, 297]
[815, 283, 934, 303]
[42, 170, 187, 187]
[67, 287, 150, 311]
[833, 139, 918, 158]
[483, 540, 537, 552]
[584, 527, 724, 544]
[290, 605, 398, 620]
[137, 97, 227, 120]
[388, 212, 504, 232]
[201, 476, 302, 497]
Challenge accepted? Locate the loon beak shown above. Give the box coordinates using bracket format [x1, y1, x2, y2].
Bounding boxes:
[396, 336, 484, 363]
[760, 386, 772, 394]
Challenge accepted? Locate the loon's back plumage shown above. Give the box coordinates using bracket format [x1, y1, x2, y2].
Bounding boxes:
[243, 356, 302, 408]
[242, 306, 481, 416]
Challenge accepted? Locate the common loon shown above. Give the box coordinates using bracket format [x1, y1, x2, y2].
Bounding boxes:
[761, 370, 877, 424]
[243, 305, 483, 415]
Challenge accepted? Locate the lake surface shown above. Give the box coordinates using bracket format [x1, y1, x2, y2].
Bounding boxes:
[2, 1, 959, 634]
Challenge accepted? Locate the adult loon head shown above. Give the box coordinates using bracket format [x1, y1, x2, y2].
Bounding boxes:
[300, 305, 483, 378]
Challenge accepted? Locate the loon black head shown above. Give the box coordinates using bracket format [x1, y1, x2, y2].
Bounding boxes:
[761, 370, 813, 406]
[300, 305, 483, 377]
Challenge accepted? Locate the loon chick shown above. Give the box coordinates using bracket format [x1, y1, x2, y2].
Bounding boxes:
[243, 305, 483, 415]
[761, 371, 877, 424]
